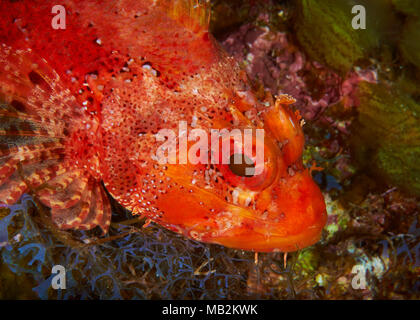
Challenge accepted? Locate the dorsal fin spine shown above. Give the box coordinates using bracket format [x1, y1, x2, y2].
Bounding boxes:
[161, 0, 211, 34]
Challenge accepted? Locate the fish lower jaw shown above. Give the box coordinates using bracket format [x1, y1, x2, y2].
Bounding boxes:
[202, 221, 325, 253]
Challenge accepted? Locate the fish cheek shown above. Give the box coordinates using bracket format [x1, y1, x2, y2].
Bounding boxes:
[157, 191, 201, 224]
[154, 187, 225, 234]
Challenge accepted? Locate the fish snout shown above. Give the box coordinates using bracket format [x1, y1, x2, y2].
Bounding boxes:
[208, 169, 327, 252]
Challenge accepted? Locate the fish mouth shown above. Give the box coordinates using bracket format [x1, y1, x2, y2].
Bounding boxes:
[205, 216, 325, 252]
[158, 163, 326, 252]
[201, 170, 327, 252]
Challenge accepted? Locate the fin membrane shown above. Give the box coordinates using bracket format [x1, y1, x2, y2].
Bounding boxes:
[0, 44, 111, 233]
[159, 0, 211, 34]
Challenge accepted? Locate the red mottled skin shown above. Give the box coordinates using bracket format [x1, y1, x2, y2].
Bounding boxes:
[0, 0, 326, 252]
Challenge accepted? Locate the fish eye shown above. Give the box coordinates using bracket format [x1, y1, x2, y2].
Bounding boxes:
[228, 153, 255, 177]
[215, 139, 281, 191]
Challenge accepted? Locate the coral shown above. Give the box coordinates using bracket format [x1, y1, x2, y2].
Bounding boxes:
[323, 195, 350, 241]
[221, 23, 343, 120]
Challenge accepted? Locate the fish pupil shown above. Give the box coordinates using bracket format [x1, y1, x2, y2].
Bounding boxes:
[228, 153, 255, 177]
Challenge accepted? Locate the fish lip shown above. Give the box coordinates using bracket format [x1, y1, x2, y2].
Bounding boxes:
[205, 189, 327, 252]
[206, 216, 326, 252]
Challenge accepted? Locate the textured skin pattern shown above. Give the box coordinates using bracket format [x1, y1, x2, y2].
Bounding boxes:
[0, 0, 326, 252]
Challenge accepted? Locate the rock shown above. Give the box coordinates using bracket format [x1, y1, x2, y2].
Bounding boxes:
[210, 0, 256, 36]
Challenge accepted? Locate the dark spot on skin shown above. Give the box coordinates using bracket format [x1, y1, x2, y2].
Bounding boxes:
[11, 100, 26, 112]
[28, 71, 51, 93]
[28, 70, 44, 85]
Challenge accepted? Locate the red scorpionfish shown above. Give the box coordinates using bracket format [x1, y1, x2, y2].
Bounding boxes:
[0, 0, 326, 252]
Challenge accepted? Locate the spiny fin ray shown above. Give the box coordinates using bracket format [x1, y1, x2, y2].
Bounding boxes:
[159, 0, 211, 34]
[0, 44, 112, 233]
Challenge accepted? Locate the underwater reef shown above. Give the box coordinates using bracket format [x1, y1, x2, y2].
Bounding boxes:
[1, 0, 419, 299]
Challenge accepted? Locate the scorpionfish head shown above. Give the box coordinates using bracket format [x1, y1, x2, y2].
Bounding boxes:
[100, 39, 326, 254]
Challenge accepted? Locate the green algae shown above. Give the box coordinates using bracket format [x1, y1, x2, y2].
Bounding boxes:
[294, 0, 397, 74]
[392, 0, 420, 16]
[351, 81, 420, 196]
[0, 0, 419, 301]
[296, 248, 319, 275]
[324, 194, 350, 241]
[400, 17, 420, 69]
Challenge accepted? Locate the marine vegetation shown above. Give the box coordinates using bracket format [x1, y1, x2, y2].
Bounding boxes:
[0, 0, 419, 299]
